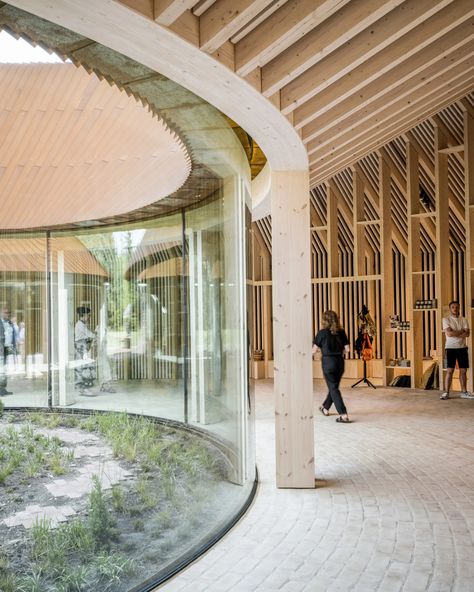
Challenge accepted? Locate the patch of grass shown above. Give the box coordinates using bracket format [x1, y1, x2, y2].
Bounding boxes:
[133, 519, 145, 532]
[135, 475, 156, 508]
[94, 553, 135, 591]
[111, 484, 125, 513]
[0, 552, 20, 592]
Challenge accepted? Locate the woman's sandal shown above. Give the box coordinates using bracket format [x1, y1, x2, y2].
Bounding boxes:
[319, 406, 330, 417]
[336, 416, 351, 423]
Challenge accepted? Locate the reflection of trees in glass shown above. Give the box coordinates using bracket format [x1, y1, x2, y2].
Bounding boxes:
[78, 232, 138, 331]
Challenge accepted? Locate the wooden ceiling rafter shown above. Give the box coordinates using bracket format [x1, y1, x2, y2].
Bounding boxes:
[112, 0, 473, 194]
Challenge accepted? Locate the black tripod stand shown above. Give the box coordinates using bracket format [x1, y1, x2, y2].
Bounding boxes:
[351, 359, 376, 389]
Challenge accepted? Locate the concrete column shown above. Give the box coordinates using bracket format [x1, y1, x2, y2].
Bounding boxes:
[271, 170, 315, 489]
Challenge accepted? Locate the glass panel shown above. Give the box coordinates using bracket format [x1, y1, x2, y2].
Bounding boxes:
[186, 174, 250, 485]
[50, 215, 185, 419]
[0, 233, 48, 406]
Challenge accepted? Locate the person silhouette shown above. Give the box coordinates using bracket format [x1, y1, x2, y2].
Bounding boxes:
[0, 307, 16, 396]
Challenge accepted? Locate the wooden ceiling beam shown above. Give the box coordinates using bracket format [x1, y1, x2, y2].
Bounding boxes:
[282, 0, 462, 114]
[309, 74, 474, 185]
[230, 1, 289, 44]
[234, 0, 351, 77]
[301, 21, 474, 142]
[308, 64, 474, 170]
[289, 0, 468, 122]
[199, 0, 275, 53]
[305, 51, 474, 156]
[118, 0, 154, 19]
[192, 0, 217, 16]
[261, 0, 404, 97]
[154, 0, 198, 26]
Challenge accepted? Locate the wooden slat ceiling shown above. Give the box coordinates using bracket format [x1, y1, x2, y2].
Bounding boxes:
[0, 236, 107, 274]
[119, 0, 474, 188]
[0, 62, 191, 229]
[255, 93, 473, 257]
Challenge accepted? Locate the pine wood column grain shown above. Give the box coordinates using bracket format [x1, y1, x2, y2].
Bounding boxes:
[271, 170, 315, 489]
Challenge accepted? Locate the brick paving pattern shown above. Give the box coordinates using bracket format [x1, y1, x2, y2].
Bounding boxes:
[160, 381, 474, 592]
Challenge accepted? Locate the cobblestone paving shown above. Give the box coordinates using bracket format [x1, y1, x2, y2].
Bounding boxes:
[160, 381, 474, 592]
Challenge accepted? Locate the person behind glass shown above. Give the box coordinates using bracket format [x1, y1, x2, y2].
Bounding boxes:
[0, 307, 16, 396]
[75, 306, 96, 395]
[312, 310, 351, 423]
[440, 300, 473, 400]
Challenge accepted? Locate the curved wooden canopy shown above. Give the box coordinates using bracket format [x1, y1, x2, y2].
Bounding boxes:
[0, 62, 191, 229]
[0, 236, 108, 275]
[5, 0, 473, 191]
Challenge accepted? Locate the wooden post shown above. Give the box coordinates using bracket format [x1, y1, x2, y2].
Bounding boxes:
[379, 151, 394, 385]
[462, 101, 474, 391]
[271, 169, 314, 489]
[434, 123, 451, 388]
[406, 140, 424, 388]
[327, 182, 339, 311]
[353, 170, 366, 276]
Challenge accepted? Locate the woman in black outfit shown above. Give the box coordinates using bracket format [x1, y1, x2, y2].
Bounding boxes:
[312, 310, 351, 423]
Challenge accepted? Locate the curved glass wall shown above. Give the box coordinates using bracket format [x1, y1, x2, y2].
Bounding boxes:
[0, 10, 255, 583]
[0, 182, 255, 584]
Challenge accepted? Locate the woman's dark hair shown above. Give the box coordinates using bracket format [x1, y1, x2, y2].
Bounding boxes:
[322, 310, 341, 335]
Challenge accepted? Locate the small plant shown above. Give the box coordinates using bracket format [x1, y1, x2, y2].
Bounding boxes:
[111, 484, 125, 513]
[95, 553, 135, 591]
[136, 475, 156, 508]
[18, 570, 44, 592]
[88, 475, 116, 550]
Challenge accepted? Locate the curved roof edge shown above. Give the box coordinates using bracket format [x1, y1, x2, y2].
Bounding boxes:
[6, 0, 308, 173]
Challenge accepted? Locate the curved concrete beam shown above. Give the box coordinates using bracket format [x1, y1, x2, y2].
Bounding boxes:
[6, 0, 308, 174]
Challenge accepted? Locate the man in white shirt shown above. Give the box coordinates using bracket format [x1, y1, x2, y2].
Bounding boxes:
[440, 300, 473, 399]
[74, 306, 96, 396]
[0, 307, 16, 396]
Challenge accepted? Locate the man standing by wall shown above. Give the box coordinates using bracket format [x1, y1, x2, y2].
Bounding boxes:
[0, 307, 16, 396]
[441, 300, 473, 400]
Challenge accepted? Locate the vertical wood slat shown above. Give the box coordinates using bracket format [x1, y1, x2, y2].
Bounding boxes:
[379, 153, 394, 384]
[435, 123, 451, 388]
[462, 103, 474, 390]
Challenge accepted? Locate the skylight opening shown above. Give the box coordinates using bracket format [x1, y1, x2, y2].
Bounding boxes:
[0, 30, 67, 63]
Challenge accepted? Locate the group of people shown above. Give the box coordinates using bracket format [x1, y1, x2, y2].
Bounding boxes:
[313, 300, 473, 423]
[0, 304, 114, 398]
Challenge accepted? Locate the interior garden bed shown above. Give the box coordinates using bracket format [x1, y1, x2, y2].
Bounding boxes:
[0, 402, 240, 592]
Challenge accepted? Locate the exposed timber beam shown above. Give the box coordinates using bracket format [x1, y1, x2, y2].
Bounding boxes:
[154, 0, 198, 26]
[305, 53, 474, 156]
[235, 0, 351, 76]
[309, 70, 474, 183]
[288, 0, 468, 119]
[261, 0, 404, 97]
[300, 21, 474, 140]
[200, 0, 275, 53]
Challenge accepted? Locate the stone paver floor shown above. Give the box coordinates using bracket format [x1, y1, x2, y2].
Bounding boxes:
[160, 380, 474, 592]
[2, 423, 131, 529]
[4, 505, 76, 529]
